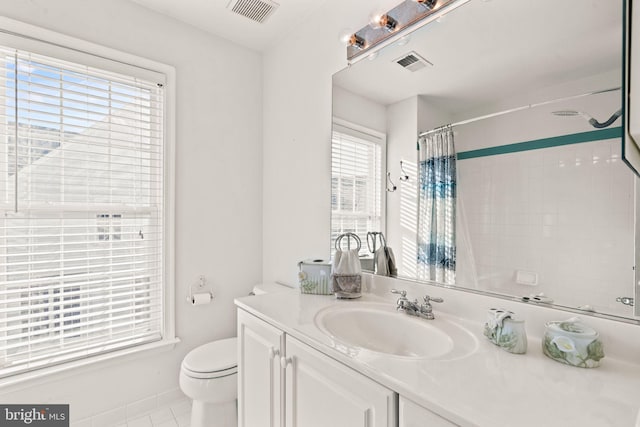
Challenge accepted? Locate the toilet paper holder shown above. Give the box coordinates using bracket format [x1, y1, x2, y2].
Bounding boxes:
[186, 275, 214, 304]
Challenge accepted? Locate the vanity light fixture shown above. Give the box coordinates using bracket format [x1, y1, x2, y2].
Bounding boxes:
[371, 14, 399, 32]
[414, 0, 437, 10]
[348, 34, 366, 50]
[346, 0, 471, 63]
[397, 35, 411, 46]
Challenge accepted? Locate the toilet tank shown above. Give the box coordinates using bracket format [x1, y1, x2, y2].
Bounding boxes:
[252, 282, 294, 295]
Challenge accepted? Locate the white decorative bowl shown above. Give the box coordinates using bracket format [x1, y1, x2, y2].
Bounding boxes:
[542, 318, 604, 368]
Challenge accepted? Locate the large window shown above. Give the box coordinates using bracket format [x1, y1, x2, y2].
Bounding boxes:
[331, 121, 385, 255]
[0, 40, 168, 378]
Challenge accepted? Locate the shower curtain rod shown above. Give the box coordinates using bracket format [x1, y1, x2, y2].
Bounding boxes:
[418, 87, 621, 137]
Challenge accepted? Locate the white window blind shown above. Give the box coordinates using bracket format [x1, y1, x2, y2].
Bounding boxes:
[331, 123, 383, 255]
[0, 45, 165, 378]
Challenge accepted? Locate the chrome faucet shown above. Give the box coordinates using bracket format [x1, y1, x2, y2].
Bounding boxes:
[391, 289, 443, 320]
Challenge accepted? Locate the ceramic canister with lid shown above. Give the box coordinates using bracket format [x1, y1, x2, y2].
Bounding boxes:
[542, 317, 604, 368]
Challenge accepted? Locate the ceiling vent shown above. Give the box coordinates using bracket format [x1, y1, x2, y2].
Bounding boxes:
[394, 51, 433, 72]
[227, 0, 279, 24]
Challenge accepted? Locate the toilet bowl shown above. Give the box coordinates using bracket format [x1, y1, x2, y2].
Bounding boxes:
[180, 337, 238, 427]
[180, 282, 293, 427]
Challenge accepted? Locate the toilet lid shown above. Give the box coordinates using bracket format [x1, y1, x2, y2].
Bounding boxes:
[182, 337, 237, 375]
[182, 365, 237, 380]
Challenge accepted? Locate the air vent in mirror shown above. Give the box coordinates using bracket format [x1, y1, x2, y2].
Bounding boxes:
[394, 52, 433, 72]
[227, 0, 279, 23]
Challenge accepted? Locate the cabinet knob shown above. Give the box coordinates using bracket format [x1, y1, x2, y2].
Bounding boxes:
[280, 356, 293, 369]
[269, 347, 280, 359]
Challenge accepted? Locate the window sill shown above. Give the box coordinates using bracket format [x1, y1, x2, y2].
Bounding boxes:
[0, 337, 181, 391]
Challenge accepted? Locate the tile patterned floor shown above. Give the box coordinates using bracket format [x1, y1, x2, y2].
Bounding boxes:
[116, 398, 191, 427]
[70, 396, 192, 427]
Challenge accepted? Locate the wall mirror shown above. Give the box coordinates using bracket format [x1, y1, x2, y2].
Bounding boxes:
[331, 0, 640, 321]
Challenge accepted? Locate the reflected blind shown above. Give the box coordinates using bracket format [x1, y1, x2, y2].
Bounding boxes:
[331, 125, 382, 255]
[0, 45, 165, 377]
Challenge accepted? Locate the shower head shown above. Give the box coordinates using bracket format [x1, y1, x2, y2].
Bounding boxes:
[551, 109, 622, 129]
[552, 110, 583, 117]
[552, 110, 593, 121]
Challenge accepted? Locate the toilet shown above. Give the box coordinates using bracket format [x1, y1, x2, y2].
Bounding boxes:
[180, 337, 238, 427]
[179, 282, 293, 427]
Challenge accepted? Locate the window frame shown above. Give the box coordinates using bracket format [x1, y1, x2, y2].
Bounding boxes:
[331, 117, 387, 256]
[0, 16, 176, 386]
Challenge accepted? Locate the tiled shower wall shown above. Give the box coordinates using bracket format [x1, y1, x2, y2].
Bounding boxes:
[456, 138, 635, 313]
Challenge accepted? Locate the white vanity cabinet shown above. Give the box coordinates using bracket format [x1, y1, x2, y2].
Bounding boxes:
[399, 396, 458, 427]
[283, 334, 396, 427]
[238, 309, 284, 427]
[238, 309, 396, 427]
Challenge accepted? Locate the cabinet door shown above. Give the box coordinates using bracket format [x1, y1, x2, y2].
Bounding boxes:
[284, 335, 396, 427]
[238, 309, 285, 427]
[399, 396, 458, 427]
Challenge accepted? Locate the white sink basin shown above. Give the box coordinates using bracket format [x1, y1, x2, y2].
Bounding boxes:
[314, 302, 478, 360]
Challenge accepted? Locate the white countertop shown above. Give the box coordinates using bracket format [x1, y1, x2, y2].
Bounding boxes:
[235, 281, 640, 427]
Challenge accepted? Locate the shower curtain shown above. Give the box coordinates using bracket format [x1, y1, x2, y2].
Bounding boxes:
[417, 126, 456, 284]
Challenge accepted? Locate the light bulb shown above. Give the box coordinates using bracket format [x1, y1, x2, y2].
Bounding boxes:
[369, 11, 385, 28]
[414, 0, 437, 10]
[370, 13, 398, 32]
[338, 28, 355, 46]
[381, 14, 398, 31]
[347, 34, 365, 50]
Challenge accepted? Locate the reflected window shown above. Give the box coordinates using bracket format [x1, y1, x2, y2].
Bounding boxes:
[331, 122, 384, 255]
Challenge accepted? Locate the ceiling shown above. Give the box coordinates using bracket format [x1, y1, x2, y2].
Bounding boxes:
[126, 0, 408, 51]
[126, 0, 623, 114]
[333, 0, 622, 114]
[127, 0, 328, 51]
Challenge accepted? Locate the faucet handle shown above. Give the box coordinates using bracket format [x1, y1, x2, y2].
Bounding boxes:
[391, 289, 407, 298]
[423, 295, 443, 304]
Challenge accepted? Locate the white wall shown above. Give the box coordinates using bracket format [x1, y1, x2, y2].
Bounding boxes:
[332, 86, 387, 134]
[0, 0, 262, 421]
[262, 0, 400, 287]
[385, 97, 418, 277]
